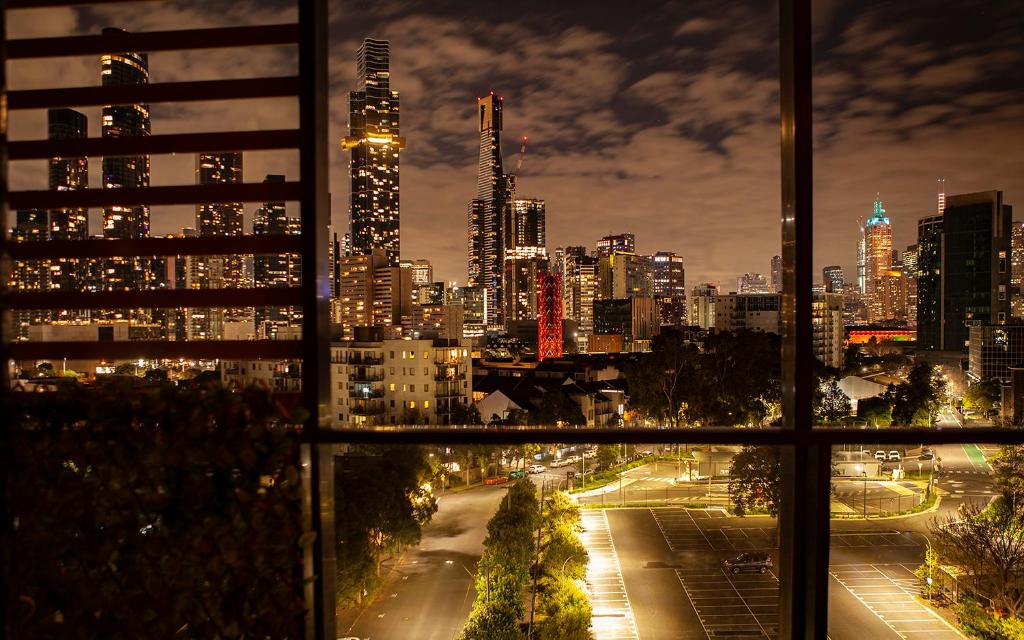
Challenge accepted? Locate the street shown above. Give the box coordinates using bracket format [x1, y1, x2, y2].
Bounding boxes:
[337, 484, 508, 640]
[338, 445, 998, 639]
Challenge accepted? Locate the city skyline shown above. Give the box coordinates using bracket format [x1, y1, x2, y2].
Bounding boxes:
[5, 0, 1023, 288]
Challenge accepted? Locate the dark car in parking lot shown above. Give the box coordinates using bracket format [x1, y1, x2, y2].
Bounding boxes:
[722, 552, 772, 574]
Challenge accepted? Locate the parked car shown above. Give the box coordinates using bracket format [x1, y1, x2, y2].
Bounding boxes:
[484, 476, 509, 485]
[874, 450, 887, 462]
[528, 464, 546, 474]
[722, 552, 772, 575]
[888, 450, 901, 462]
[567, 455, 582, 464]
[509, 469, 526, 479]
[920, 447, 934, 460]
[550, 458, 570, 468]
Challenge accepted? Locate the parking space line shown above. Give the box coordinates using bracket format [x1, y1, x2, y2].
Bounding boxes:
[830, 564, 964, 640]
[580, 510, 639, 640]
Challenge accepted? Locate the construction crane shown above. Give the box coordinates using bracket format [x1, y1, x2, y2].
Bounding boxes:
[514, 136, 528, 177]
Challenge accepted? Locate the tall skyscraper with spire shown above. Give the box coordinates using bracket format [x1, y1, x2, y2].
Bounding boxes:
[863, 195, 895, 321]
[343, 37, 404, 266]
[467, 92, 512, 326]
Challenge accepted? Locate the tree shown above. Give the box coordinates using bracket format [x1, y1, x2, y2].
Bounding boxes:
[623, 329, 699, 427]
[450, 400, 483, 425]
[535, 579, 592, 640]
[888, 362, 945, 426]
[335, 446, 438, 607]
[857, 395, 892, 426]
[930, 502, 1024, 616]
[992, 445, 1024, 517]
[692, 330, 782, 426]
[964, 379, 1002, 414]
[529, 390, 587, 426]
[143, 368, 168, 383]
[914, 545, 942, 599]
[816, 378, 852, 423]
[728, 446, 781, 517]
[595, 445, 619, 471]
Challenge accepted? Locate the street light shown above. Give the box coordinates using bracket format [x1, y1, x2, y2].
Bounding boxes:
[560, 554, 581, 582]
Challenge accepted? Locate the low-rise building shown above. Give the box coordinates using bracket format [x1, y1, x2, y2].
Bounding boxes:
[330, 337, 473, 427]
[714, 293, 781, 333]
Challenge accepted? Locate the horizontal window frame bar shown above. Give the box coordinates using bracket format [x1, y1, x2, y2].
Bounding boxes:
[9, 339, 302, 361]
[6, 235, 303, 259]
[7, 287, 303, 310]
[6, 0, 154, 7]
[9, 181, 302, 209]
[7, 76, 299, 110]
[306, 426, 1024, 446]
[7, 24, 299, 59]
[9, 129, 300, 160]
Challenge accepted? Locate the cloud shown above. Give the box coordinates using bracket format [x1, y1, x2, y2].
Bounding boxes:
[5, 0, 1023, 292]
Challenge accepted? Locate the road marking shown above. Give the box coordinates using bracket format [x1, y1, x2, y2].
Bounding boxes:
[676, 567, 778, 639]
[830, 564, 964, 639]
[962, 444, 992, 472]
[580, 510, 639, 640]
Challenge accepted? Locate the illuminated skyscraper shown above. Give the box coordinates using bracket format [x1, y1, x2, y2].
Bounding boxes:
[770, 255, 782, 293]
[343, 38, 404, 266]
[917, 191, 1013, 351]
[822, 266, 844, 293]
[596, 233, 635, 258]
[467, 93, 512, 325]
[100, 28, 151, 292]
[1012, 222, 1024, 319]
[917, 214, 944, 349]
[537, 272, 563, 361]
[190, 152, 247, 339]
[47, 108, 90, 320]
[856, 224, 866, 294]
[864, 195, 893, 322]
[653, 251, 686, 327]
[902, 245, 918, 326]
[254, 174, 302, 339]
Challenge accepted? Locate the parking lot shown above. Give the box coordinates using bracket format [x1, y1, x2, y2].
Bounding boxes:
[830, 530, 918, 549]
[829, 564, 964, 639]
[675, 567, 780, 639]
[580, 510, 639, 640]
[652, 508, 776, 551]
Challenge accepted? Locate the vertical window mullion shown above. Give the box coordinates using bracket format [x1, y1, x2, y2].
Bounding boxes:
[778, 0, 829, 638]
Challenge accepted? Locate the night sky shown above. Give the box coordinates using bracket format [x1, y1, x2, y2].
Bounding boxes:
[7, 0, 1024, 288]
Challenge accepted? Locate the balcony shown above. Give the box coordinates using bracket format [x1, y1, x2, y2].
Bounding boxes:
[350, 400, 386, 415]
[434, 370, 466, 381]
[349, 355, 383, 365]
[434, 382, 464, 398]
[348, 387, 385, 399]
[348, 370, 384, 382]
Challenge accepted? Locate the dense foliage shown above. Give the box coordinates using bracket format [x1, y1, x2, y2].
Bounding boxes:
[728, 446, 782, 517]
[964, 379, 1002, 414]
[887, 362, 946, 426]
[625, 329, 781, 426]
[9, 379, 307, 639]
[534, 491, 592, 640]
[460, 481, 541, 639]
[335, 446, 438, 607]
